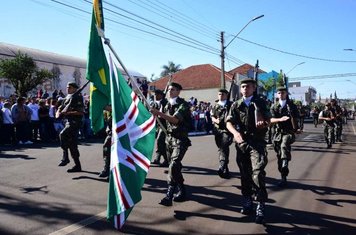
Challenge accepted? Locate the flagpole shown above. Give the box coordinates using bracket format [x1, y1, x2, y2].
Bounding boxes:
[103, 38, 167, 135]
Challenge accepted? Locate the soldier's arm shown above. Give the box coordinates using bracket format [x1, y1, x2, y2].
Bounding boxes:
[150, 108, 179, 125]
[225, 105, 243, 143]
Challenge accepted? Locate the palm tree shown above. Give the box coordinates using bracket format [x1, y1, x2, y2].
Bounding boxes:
[160, 61, 182, 77]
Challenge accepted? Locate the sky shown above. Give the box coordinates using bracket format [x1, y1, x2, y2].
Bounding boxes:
[2, 0, 356, 99]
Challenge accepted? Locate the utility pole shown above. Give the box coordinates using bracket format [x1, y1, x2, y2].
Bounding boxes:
[220, 31, 225, 89]
[219, 15, 264, 90]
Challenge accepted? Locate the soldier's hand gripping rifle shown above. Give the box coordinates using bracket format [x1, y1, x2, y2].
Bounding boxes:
[56, 80, 90, 118]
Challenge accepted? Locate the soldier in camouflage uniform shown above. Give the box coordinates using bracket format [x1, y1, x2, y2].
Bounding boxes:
[211, 89, 233, 179]
[330, 99, 343, 142]
[56, 82, 84, 173]
[99, 105, 112, 178]
[318, 103, 335, 148]
[150, 89, 169, 167]
[270, 87, 300, 187]
[150, 82, 192, 207]
[226, 78, 271, 224]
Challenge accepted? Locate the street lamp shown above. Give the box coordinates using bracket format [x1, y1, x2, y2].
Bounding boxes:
[220, 14, 264, 89]
[286, 62, 305, 75]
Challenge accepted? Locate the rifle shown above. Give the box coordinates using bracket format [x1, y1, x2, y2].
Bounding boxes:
[227, 73, 235, 102]
[253, 60, 259, 96]
[164, 74, 174, 94]
[283, 74, 298, 132]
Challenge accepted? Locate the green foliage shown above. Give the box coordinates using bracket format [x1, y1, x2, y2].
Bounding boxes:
[276, 70, 285, 87]
[51, 65, 62, 90]
[160, 61, 182, 77]
[259, 77, 275, 92]
[0, 52, 53, 97]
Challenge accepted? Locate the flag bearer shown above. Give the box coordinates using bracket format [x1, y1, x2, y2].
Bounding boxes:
[150, 82, 192, 206]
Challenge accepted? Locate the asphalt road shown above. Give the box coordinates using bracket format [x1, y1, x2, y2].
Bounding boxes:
[1, 120, 356, 235]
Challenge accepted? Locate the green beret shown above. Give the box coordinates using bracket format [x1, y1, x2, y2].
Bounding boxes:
[239, 78, 257, 85]
[67, 81, 79, 89]
[170, 82, 183, 90]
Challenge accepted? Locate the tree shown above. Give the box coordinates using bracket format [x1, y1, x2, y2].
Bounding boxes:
[51, 64, 62, 89]
[73, 67, 82, 87]
[259, 77, 275, 96]
[160, 61, 182, 77]
[0, 52, 53, 97]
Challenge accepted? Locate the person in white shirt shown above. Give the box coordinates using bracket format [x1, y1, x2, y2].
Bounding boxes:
[27, 97, 40, 142]
[2, 102, 15, 145]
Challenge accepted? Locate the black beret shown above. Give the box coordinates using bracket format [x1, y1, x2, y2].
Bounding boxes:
[218, 89, 229, 94]
[277, 86, 288, 91]
[239, 78, 257, 85]
[154, 89, 165, 95]
[170, 82, 183, 90]
[67, 81, 79, 89]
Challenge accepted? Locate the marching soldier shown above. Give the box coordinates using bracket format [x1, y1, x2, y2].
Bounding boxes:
[318, 103, 335, 148]
[150, 89, 169, 167]
[297, 104, 306, 131]
[211, 89, 233, 179]
[226, 78, 271, 224]
[99, 105, 112, 178]
[330, 99, 343, 142]
[150, 82, 192, 206]
[56, 82, 84, 173]
[270, 86, 301, 187]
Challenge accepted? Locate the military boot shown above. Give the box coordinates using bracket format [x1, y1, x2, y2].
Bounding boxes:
[67, 158, 82, 173]
[99, 157, 110, 178]
[240, 196, 253, 215]
[217, 163, 225, 178]
[278, 175, 287, 187]
[159, 185, 176, 206]
[58, 150, 70, 166]
[173, 184, 186, 202]
[222, 166, 231, 179]
[255, 202, 265, 224]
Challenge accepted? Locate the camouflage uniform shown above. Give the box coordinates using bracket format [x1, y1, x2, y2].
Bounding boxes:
[271, 100, 299, 185]
[159, 96, 192, 206]
[58, 92, 84, 171]
[211, 100, 233, 178]
[99, 110, 112, 178]
[319, 107, 335, 148]
[226, 96, 271, 203]
[331, 102, 343, 142]
[151, 97, 168, 166]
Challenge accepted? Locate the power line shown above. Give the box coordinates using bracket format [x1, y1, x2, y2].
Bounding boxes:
[237, 37, 356, 63]
[100, 0, 220, 53]
[153, 0, 220, 36]
[128, 0, 219, 40]
[290, 73, 356, 81]
[46, 0, 220, 56]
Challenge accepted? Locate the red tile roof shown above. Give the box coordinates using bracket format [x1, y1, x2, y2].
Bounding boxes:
[228, 64, 265, 76]
[149, 64, 233, 90]
[149, 63, 265, 90]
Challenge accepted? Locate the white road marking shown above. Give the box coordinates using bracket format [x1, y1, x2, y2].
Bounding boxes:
[49, 211, 107, 235]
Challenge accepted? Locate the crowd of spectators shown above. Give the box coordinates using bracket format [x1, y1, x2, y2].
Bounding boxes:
[0, 89, 92, 147]
[4, 87, 354, 148]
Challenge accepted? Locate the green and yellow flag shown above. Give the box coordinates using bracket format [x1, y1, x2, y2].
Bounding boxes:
[86, 0, 110, 133]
